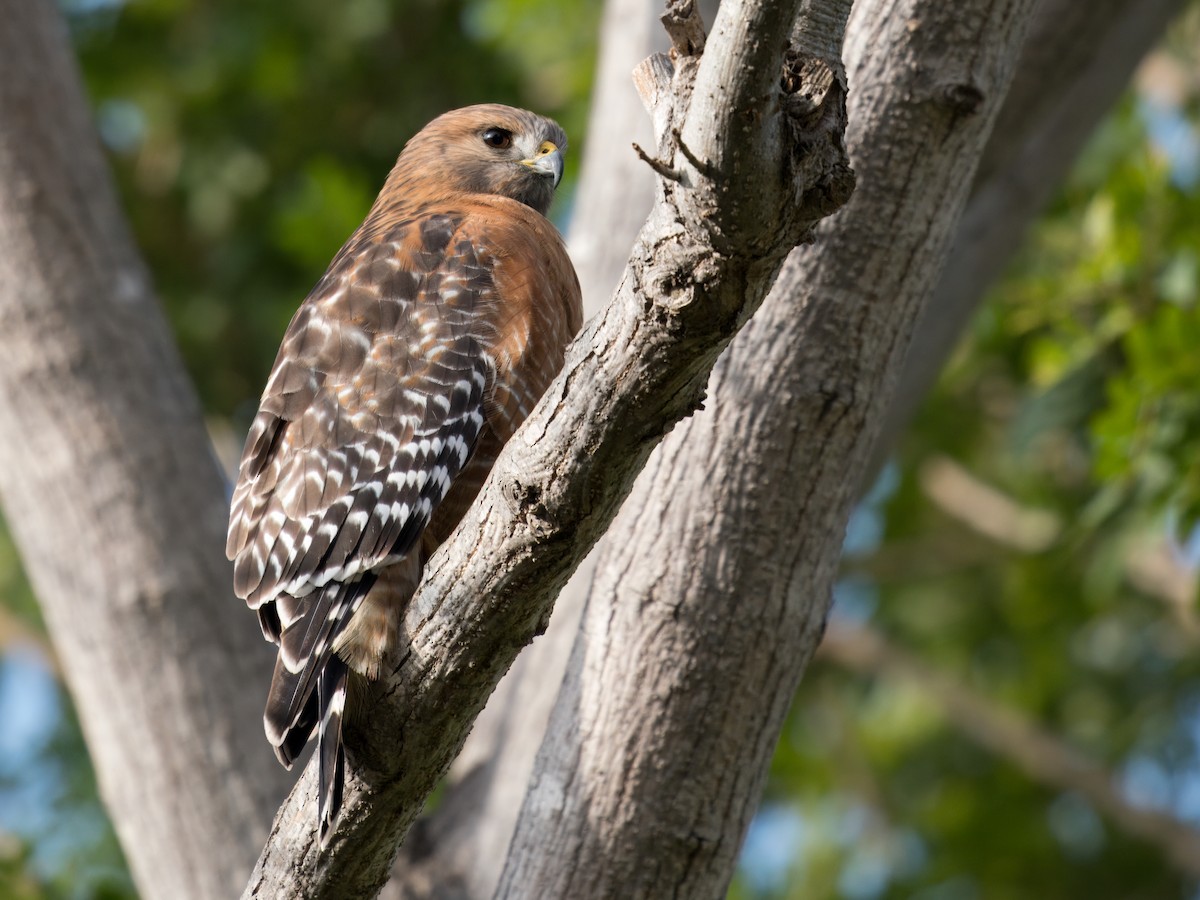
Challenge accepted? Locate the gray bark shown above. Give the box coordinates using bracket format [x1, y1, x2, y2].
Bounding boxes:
[569, 0, 665, 318]
[388, 0, 1183, 894]
[387, 4, 666, 894]
[494, 0, 1036, 897]
[0, 0, 1179, 895]
[874, 0, 1187, 462]
[243, 0, 854, 895]
[0, 1, 290, 897]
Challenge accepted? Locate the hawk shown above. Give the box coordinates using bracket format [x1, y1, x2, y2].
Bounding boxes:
[226, 104, 582, 846]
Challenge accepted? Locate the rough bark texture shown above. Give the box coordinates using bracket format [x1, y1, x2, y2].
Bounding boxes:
[387, 1, 1182, 895]
[387, 4, 666, 894]
[875, 0, 1187, 460]
[244, 0, 854, 895]
[0, 1, 290, 896]
[494, 0, 1036, 897]
[1, 0, 1179, 895]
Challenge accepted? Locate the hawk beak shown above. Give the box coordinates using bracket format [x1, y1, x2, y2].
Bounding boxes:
[521, 141, 564, 188]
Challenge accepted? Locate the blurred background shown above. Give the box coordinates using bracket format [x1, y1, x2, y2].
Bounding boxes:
[3, 0, 1200, 897]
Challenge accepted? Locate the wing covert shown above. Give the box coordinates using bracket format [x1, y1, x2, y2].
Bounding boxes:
[225, 104, 582, 850]
[226, 213, 497, 616]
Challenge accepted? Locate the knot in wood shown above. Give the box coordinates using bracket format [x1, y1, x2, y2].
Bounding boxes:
[502, 476, 556, 538]
[816, 376, 858, 426]
[799, 161, 857, 220]
[939, 81, 985, 116]
[780, 53, 837, 128]
[502, 476, 535, 511]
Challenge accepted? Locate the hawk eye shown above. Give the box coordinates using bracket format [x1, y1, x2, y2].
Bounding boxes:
[481, 127, 513, 149]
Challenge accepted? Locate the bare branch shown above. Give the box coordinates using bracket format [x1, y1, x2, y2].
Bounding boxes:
[0, 1, 290, 896]
[661, 0, 707, 58]
[383, 1, 1187, 897]
[919, 455, 1062, 552]
[631, 141, 684, 182]
[244, 0, 853, 894]
[821, 620, 1200, 879]
[386, 4, 670, 894]
[494, 0, 1038, 895]
[790, 0, 854, 63]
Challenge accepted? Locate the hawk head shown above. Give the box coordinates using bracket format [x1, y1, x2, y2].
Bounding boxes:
[388, 104, 569, 216]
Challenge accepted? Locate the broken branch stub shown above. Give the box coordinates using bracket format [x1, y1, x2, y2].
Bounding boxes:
[632, 32, 854, 332]
[244, 2, 854, 894]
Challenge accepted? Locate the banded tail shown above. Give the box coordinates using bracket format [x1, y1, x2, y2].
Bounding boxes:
[262, 576, 375, 848]
[316, 656, 348, 848]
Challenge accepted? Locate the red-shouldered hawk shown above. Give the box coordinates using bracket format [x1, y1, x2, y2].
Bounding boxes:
[226, 105, 582, 846]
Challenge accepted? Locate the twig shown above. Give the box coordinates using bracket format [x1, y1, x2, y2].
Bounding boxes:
[919, 455, 1061, 552]
[671, 126, 706, 173]
[631, 142, 683, 182]
[820, 620, 1200, 878]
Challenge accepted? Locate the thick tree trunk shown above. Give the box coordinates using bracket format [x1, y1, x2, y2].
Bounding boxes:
[874, 0, 1187, 462]
[0, 1, 290, 897]
[387, 0, 1184, 895]
[494, 0, 1035, 896]
[1, 0, 1182, 895]
[243, 0, 854, 895]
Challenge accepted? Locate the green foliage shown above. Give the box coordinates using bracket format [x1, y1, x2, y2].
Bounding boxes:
[1, 1, 596, 896]
[1006, 83, 1200, 530]
[1094, 300, 1200, 526]
[0, 547, 136, 898]
[5, 1, 1200, 897]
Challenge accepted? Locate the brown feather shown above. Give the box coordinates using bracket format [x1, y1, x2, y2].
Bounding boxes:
[226, 104, 582, 847]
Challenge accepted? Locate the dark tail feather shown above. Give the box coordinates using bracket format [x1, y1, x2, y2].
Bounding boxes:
[260, 576, 376, 845]
[317, 655, 348, 849]
[264, 657, 317, 768]
[262, 652, 348, 847]
[261, 575, 377, 769]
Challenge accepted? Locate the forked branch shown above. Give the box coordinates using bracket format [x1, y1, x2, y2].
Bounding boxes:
[243, 0, 854, 896]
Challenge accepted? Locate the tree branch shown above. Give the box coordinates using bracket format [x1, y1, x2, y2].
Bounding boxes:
[244, 0, 854, 894]
[0, 1, 290, 896]
[384, 1, 1187, 897]
[386, 2, 670, 893]
[1, 0, 1180, 894]
[821, 620, 1200, 879]
[494, 0, 1037, 896]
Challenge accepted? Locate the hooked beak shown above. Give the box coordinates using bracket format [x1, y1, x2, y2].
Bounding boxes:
[521, 141, 564, 188]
